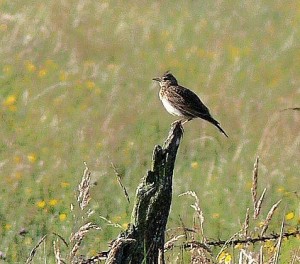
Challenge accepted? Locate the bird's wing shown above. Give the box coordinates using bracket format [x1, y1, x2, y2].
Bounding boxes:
[165, 85, 228, 137]
[166, 86, 211, 118]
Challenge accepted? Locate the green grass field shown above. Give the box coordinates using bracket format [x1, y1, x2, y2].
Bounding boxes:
[1, 1, 299, 263]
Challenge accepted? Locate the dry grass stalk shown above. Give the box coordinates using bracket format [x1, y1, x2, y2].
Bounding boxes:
[254, 188, 267, 219]
[179, 216, 189, 240]
[290, 248, 300, 264]
[26, 234, 47, 264]
[190, 247, 213, 264]
[68, 163, 101, 263]
[259, 245, 263, 264]
[164, 235, 185, 251]
[242, 208, 250, 238]
[251, 156, 259, 217]
[179, 191, 205, 242]
[257, 114, 280, 156]
[70, 222, 101, 261]
[238, 249, 258, 264]
[99, 216, 123, 229]
[216, 232, 239, 260]
[106, 238, 136, 264]
[273, 214, 285, 264]
[77, 162, 91, 210]
[111, 162, 130, 204]
[260, 200, 281, 236]
[192, 215, 196, 241]
[53, 240, 65, 264]
[52, 232, 69, 247]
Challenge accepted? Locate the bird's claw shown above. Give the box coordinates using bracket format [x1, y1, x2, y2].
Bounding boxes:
[171, 120, 184, 132]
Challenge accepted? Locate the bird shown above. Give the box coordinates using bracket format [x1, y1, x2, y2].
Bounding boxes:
[152, 71, 228, 137]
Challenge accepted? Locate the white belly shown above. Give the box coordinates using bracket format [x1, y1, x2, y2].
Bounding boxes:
[160, 97, 183, 116]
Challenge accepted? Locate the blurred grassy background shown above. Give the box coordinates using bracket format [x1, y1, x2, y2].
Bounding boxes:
[0, 0, 299, 262]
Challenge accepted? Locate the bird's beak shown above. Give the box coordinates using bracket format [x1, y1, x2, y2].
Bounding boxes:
[152, 77, 161, 82]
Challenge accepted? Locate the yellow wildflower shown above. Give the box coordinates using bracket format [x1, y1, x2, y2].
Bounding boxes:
[3, 95, 17, 111]
[3, 95, 16, 106]
[3, 65, 12, 75]
[285, 212, 294, 220]
[212, 213, 220, 219]
[38, 69, 47, 78]
[25, 61, 36, 72]
[59, 71, 68, 81]
[127, 141, 134, 148]
[234, 243, 243, 249]
[27, 153, 37, 163]
[258, 221, 265, 228]
[15, 172, 22, 179]
[14, 156, 21, 164]
[60, 182, 70, 188]
[264, 240, 275, 254]
[284, 191, 292, 197]
[48, 199, 58, 206]
[229, 45, 240, 60]
[37, 200, 46, 208]
[8, 105, 17, 111]
[86, 80, 96, 90]
[218, 251, 232, 264]
[45, 59, 56, 68]
[24, 237, 33, 245]
[59, 213, 67, 221]
[112, 215, 122, 222]
[277, 187, 285, 193]
[218, 251, 227, 263]
[224, 254, 232, 264]
[0, 23, 8, 32]
[5, 224, 11, 231]
[191, 161, 199, 169]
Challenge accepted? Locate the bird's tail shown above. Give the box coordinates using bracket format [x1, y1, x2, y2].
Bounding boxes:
[205, 116, 228, 138]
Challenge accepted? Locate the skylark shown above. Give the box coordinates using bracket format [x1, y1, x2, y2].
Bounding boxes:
[153, 72, 228, 137]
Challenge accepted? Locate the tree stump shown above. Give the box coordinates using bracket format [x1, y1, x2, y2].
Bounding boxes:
[105, 121, 183, 264]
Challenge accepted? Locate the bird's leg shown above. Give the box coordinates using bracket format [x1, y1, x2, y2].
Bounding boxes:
[171, 117, 192, 130]
[181, 118, 192, 125]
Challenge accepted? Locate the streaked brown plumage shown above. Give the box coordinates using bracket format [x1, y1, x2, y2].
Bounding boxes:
[153, 72, 228, 137]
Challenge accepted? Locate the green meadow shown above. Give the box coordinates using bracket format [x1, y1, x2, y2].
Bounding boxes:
[0, 1, 299, 263]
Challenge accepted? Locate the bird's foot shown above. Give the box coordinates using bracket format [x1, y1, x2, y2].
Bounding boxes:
[171, 119, 182, 126]
[171, 119, 185, 133]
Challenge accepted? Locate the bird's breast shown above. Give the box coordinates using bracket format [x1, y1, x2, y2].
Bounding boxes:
[159, 89, 184, 117]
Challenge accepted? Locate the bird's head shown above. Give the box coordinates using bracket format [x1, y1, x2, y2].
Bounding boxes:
[152, 71, 178, 86]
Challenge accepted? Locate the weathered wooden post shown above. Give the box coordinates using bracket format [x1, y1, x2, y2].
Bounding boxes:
[106, 121, 183, 264]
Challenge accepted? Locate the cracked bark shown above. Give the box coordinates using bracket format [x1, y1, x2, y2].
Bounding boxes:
[105, 121, 183, 264]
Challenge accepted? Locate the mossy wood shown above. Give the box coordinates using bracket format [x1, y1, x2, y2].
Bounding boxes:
[105, 122, 183, 264]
